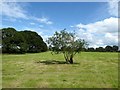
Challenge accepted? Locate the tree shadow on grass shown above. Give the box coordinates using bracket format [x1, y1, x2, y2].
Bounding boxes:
[36, 60, 80, 65]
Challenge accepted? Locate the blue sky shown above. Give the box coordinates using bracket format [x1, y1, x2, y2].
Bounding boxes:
[1, 1, 119, 48]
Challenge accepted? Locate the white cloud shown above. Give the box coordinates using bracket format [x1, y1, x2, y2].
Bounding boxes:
[104, 32, 118, 45]
[70, 25, 74, 28]
[30, 22, 35, 25]
[75, 17, 118, 48]
[108, 0, 119, 17]
[1, 2, 54, 25]
[38, 32, 50, 42]
[39, 25, 44, 28]
[36, 17, 53, 25]
[76, 17, 118, 34]
[1, 2, 28, 19]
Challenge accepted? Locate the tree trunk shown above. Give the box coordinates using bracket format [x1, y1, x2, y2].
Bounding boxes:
[69, 55, 73, 64]
[64, 52, 74, 64]
[63, 53, 69, 63]
[65, 57, 69, 63]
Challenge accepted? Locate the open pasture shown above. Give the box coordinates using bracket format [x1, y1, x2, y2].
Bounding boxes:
[2, 52, 118, 88]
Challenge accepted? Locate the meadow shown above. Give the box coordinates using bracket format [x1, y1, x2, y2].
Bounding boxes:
[2, 52, 118, 88]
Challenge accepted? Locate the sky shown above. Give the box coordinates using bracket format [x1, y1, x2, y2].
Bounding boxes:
[1, 0, 119, 48]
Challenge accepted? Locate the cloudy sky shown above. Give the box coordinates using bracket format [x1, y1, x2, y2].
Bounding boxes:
[1, 0, 119, 48]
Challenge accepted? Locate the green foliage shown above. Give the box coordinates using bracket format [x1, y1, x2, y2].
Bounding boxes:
[20, 31, 47, 53]
[112, 45, 119, 52]
[86, 45, 119, 52]
[96, 47, 105, 52]
[47, 29, 87, 64]
[2, 28, 26, 53]
[1, 27, 47, 53]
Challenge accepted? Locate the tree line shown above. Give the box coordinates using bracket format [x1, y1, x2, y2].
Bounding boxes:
[1, 27, 47, 54]
[0, 27, 119, 54]
[83, 45, 119, 52]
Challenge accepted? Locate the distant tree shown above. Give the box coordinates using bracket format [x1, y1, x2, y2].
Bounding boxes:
[2, 28, 27, 53]
[96, 47, 105, 52]
[20, 31, 47, 53]
[1, 27, 47, 53]
[87, 47, 95, 52]
[78, 45, 119, 52]
[112, 45, 118, 52]
[105, 45, 113, 52]
[82, 48, 87, 52]
[47, 29, 87, 64]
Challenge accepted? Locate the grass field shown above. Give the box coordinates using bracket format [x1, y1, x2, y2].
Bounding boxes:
[2, 52, 118, 88]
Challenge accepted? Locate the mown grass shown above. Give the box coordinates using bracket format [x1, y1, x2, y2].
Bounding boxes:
[2, 52, 118, 88]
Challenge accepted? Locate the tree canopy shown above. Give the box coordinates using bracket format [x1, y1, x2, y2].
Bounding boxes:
[1, 27, 47, 54]
[86, 45, 119, 52]
[47, 29, 87, 64]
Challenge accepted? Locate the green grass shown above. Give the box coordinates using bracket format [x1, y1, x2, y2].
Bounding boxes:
[2, 52, 118, 88]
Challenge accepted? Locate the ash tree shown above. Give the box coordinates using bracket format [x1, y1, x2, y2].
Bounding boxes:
[47, 29, 87, 64]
